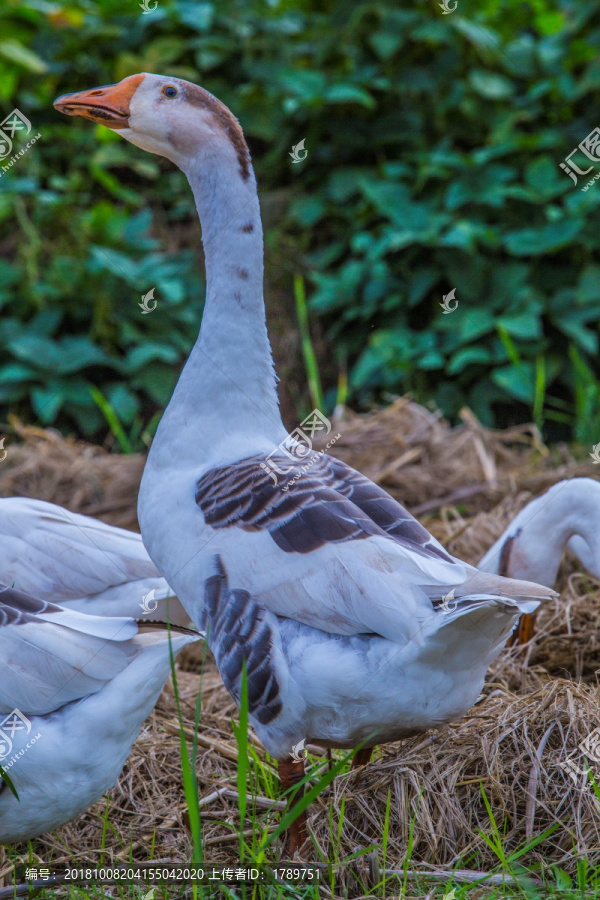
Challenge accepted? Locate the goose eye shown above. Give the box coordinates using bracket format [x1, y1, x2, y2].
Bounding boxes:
[163, 86, 178, 99]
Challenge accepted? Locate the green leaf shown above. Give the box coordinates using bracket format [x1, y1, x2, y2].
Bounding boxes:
[324, 84, 375, 109]
[178, 2, 214, 31]
[504, 219, 582, 256]
[448, 346, 493, 375]
[453, 20, 501, 60]
[125, 343, 179, 372]
[498, 309, 542, 340]
[0, 39, 48, 73]
[492, 364, 535, 404]
[577, 265, 600, 303]
[290, 195, 326, 227]
[469, 71, 514, 99]
[107, 383, 139, 424]
[368, 31, 402, 60]
[359, 180, 429, 229]
[458, 309, 496, 342]
[90, 246, 141, 283]
[524, 156, 567, 198]
[0, 363, 36, 384]
[32, 385, 64, 423]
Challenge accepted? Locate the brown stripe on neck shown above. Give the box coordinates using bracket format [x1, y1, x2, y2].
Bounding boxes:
[498, 530, 519, 577]
[183, 83, 251, 181]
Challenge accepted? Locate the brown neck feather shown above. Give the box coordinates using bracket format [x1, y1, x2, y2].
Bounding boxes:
[182, 82, 251, 181]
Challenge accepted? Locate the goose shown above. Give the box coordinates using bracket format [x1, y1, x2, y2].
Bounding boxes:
[0, 584, 198, 844]
[479, 478, 600, 645]
[0, 497, 189, 624]
[54, 74, 556, 856]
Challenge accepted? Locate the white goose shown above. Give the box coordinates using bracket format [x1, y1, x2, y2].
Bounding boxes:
[0, 497, 188, 624]
[0, 584, 198, 843]
[55, 74, 556, 854]
[479, 478, 600, 645]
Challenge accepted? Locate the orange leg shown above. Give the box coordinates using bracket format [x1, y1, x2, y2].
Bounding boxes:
[506, 612, 538, 647]
[279, 758, 307, 857]
[351, 747, 373, 769]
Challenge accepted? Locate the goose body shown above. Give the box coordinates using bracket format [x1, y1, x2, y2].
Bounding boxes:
[55, 73, 556, 851]
[0, 585, 198, 844]
[0, 497, 188, 624]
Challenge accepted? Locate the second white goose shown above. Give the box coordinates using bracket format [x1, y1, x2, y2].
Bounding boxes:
[479, 477, 600, 644]
[0, 585, 198, 844]
[0, 496, 188, 624]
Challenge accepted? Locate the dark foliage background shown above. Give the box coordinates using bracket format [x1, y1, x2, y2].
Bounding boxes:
[0, 0, 599, 447]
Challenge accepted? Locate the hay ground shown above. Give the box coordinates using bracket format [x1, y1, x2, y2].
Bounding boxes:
[1, 401, 599, 891]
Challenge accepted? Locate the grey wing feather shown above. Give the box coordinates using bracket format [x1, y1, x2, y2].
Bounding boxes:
[0, 585, 138, 715]
[204, 557, 283, 725]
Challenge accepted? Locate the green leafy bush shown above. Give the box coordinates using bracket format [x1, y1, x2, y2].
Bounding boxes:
[0, 0, 599, 444]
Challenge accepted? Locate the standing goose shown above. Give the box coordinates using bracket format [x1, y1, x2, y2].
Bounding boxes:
[0, 585, 198, 843]
[0, 497, 188, 624]
[55, 74, 556, 855]
[479, 478, 600, 645]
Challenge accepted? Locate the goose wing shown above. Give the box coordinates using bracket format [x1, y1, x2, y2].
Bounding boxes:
[193, 453, 552, 642]
[0, 585, 138, 716]
[0, 497, 162, 601]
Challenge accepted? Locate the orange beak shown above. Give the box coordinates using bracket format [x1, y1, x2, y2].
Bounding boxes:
[53, 74, 145, 128]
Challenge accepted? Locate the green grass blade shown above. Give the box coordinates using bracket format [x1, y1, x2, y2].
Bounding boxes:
[232, 662, 250, 860]
[89, 386, 133, 454]
[257, 752, 352, 856]
[294, 274, 324, 413]
[99, 795, 110, 866]
[0, 766, 19, 800]
[497, 323, 522, 367]
[336, 357, 348, 411]
[533, 354, 546, 428]
[169, 630, 203, 864]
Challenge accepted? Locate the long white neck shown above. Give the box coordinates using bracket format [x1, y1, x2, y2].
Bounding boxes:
[479, 479, 600, 586]
[152, 143, 285, 463]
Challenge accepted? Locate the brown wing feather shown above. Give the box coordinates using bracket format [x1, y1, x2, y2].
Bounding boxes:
[195, 453, 454, 562]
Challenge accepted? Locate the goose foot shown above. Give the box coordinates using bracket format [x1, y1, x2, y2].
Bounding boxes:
[351, 747, 373, 768]
[279, 758, 308, 857]
[506, 612, 538, 647]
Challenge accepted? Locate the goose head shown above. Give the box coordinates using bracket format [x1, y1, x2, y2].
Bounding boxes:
[479, 478, 600, 587]
[54, 73, 251, 179]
